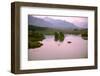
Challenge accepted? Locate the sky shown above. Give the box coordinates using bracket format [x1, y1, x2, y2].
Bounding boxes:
[31, 15, 88, 28]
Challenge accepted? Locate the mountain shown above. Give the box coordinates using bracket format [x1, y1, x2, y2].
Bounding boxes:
[28, 25, 49, 31]
[28, 15, 79, 30]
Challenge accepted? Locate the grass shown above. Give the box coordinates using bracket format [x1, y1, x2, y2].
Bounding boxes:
[54, 32, 64, 42]
[28, 31, 45, 48]
[29, 41, 43, 48]
[28, 26, 88, 49]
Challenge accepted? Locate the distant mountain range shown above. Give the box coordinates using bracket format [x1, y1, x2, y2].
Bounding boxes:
[28, 15, 80, 30]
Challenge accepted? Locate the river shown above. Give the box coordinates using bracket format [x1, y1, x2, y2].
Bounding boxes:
[28, 35, 88, 60]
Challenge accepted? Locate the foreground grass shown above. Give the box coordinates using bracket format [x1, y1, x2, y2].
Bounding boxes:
[28, 31, 45, 49]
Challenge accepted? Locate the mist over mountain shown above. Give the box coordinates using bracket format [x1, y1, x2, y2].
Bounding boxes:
[28, 15, 82, 30]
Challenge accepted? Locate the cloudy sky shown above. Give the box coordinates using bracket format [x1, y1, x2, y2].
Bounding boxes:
[31, 15, 88, 28]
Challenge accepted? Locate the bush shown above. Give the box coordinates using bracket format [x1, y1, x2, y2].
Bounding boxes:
[54, 32, 65, 42]
[28, 31, 45, 48]
[81, 33, 88, 37]
[28, 41, 43, 48]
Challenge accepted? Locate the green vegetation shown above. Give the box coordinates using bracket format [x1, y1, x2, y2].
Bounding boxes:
[54, 32, 59, 41]
[29, 41, 43, 48]
[63, 29, 88, 35]
[29, 25, 88, 35]
[80, 30, 88, 40]
[28, 27, 45, 48]
[29, 31, 45, 41]
[82, 37, 88, 40]
[81, 32, 88, 37]
[81, 32, 88, 40]
[59, 32, 64, 42]
[54, 32, 64, 42]
[28, 25, 88, 49]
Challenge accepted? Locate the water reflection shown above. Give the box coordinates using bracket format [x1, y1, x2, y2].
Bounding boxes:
[81, 37, 88, 40]
[28, 34, 88, 60]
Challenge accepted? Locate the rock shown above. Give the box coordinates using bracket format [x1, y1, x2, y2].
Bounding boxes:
[67, 41, 72, 43]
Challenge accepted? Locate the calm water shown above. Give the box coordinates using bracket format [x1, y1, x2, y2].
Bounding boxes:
[28, 35, 88, 60]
